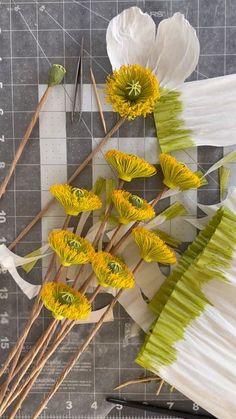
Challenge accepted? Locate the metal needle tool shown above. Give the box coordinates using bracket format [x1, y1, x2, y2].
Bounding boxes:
[106, 398, 216, 419]
[71, 36, 84, 123]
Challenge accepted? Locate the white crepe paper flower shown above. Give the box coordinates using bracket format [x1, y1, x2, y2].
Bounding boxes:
[106, 7, 200, 90]
[106, 7, 236, 152]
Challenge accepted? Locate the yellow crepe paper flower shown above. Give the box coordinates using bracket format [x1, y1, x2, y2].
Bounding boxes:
[160, 153, 201, 191]
[112, 190, 155, 224]
[105, 150, 157, 182]
[132, 227, 176, 265]
[40, 282, 91, 320]
[50, 184, 102, 216]
[48, 230, 95, 266]
[92, 252, 135, 289]
[106, 64, 160, 120]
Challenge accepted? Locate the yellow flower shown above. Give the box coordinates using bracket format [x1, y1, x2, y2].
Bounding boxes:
[92, 252, 135, 289]
[112, 190, 155, 224]
[132, 227, 176, 265]
[40, 282, 91, 320]
[48, 230, 95, 266]
[105, 150, 157, 182]
[106, 64, 160, 120]
[160, 153, 201, 191]
[50, 184, 102, 216]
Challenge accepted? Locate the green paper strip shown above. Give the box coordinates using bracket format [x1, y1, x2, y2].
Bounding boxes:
[159, 202, 188, 221]
[220, 166, 230, 201]
[136, 207, 236, 372]
[92, 177, 106, 196]
[22, 247, 45, 273]
[154, 89, 194, 153]
[153, 229, 181, 248]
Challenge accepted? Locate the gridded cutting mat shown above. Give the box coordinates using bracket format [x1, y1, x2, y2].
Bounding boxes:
[1, 0, 236, 417]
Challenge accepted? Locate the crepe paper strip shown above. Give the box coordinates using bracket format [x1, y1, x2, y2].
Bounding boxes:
[148, 206, 236, 318]
[106, 8, 199, 90]
[118, 285, 155, 333]
[152, 229, 181, 248]
[22, 244, 51, 273]
[0, 245, 42, 299]
[154, 90, 194, 153]
[137, 207, 236, 374]
[76, 305, 114, 324]
[183, 216, 210, 231]
[199, 187, 236, 217]
[202, 150, 236, 177]
[92, 176, 106, 196]
[0, 65, 66, 200]
[136, 208, 236, 418]
[146, 201, 188, 229]
[90, 68, 107, 134]
[220, 166, 230, 201]
[158, 74, 236, 153]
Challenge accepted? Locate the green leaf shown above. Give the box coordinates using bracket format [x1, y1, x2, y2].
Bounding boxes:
[220, 166, 230, 201]
[153, 229, 181, 248]
[22, 247, 45, 273]
[92, 177, 106, 196]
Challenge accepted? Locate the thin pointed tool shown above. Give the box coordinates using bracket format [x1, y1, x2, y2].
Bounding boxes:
[71, 36, 84, 123]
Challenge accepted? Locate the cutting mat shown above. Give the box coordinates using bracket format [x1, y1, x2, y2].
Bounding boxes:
[0, 0, 236, 417]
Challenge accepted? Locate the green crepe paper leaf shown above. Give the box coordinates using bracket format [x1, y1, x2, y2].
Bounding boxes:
[136, 206, 236, 372]
[153, 229, 181, 248]
[22, 247, 46, 273]
[203, 150, 236, 176]
[48, 64, 66, 87]
[105, 178, 116, 206]
[220, 166, 230, 201]
[159, 202, 188, 221]
[92, 177, 106, 196]
[154, 89, 194, 153]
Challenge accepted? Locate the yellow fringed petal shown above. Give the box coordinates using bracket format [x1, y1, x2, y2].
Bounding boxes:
[48, 230, 95, 266]
[40, 282, 91, 320]
[132, 227, 176, 265]
[50, 184, 102, 216]
[106, 64, 160, 120]
[160, 154, 201, 191]
[105, 150, 157, 182]
[92, 252, 135, 289]
[112, 190, 155, 224]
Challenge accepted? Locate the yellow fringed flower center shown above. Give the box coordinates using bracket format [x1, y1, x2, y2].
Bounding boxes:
[50, 184, 102, 216]
[112, 190, 155, 225]
[132, 227, 176, 265]
[40, 282, 91, 321]
[106, 64, 160, 120]
[92, 252, 135, 289]
[160, 154, 202, 191]
[48, 230, 95, 266]
[105, 149, 157, 182]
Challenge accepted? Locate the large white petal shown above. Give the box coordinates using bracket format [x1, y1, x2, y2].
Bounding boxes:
[151, 13, 200, 89]
[106, 7, 156, 70]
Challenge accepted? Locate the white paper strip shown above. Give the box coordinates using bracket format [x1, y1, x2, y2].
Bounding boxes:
[181, 74, 236, 148]
[0, 245, 43, 299]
